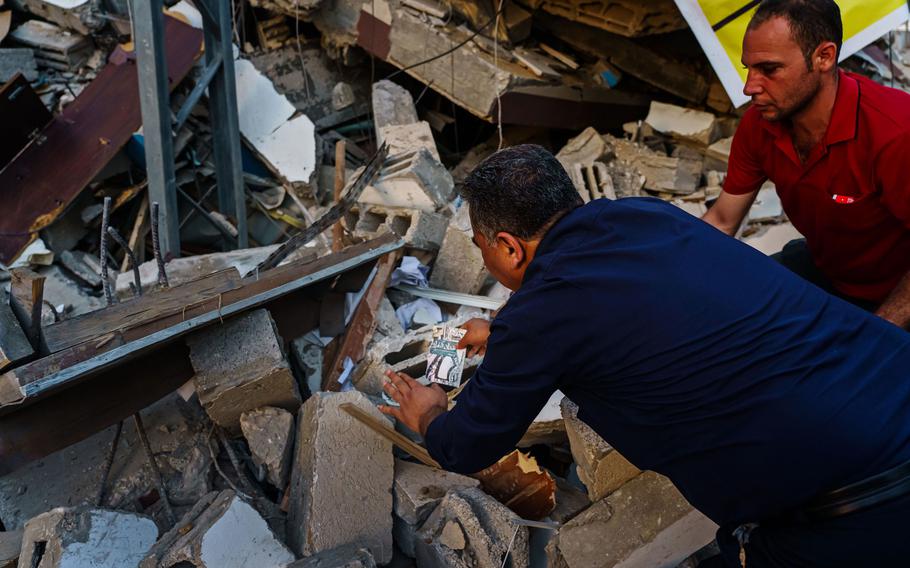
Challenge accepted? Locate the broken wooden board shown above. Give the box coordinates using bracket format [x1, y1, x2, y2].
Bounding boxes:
[0, 73, 52, 169]
[0, 303, 32, 372]
[475, 450, 556, 520]
[0, 16, 202, 266]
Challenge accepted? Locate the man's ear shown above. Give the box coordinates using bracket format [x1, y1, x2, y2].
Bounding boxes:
[495, 232, 526, 268]
[814, 41, 838, 72]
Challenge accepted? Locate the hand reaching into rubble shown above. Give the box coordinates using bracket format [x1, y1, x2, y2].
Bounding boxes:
[379, 370, 448, 436]
[457, 318, 492, 357]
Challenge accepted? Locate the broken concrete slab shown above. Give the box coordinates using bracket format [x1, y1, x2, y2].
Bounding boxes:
[0, 302, 32, 373]
[429, 205, 489, 294]
[608, 136, 702, 195]
[416, 487, 529, 568]
[546, 472, 717, 568]
[285, 544, 376, 567]
[18, 506, 158, 568]
[358, 149, 455, 213]
[288, 391, 394, 563]
[58, 250, 102, 288]
[644, 101, 719, 147]
[188, 309, 301, 432]
[239, 407, 295, 490]
[704, 136, 732, 172]
[519, 391, 567, 447]
[0, 49, 38, 83]
[522, 0, 686, 37]
[378, 121, 441, 161]
[345, 204, 449, 251]
[141, 490, 295, 568]
[556, 127, 608, 169]
[372, 79, 419, 131]
[0, 531, 22, 568]
[561, 398, 639, 502]
[8, 20, 93, 68]
[394, 459, 479, 526]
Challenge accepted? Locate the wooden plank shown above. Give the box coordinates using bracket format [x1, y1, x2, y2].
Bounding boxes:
[340, 402, 440, 468]
[0, 16, 202, 265]
[42, 268, 243, 354]
[0, 73, 52, 168]
[323, 249, 402, 391]
[8, 267, 45, 351]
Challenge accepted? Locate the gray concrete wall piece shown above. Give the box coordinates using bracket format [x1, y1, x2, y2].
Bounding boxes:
[188, 309, 301, 432]
[284, 544, 376, 567]
[416, 487, 529, 568]
[288, 391, 394, 563]
[240, 406, 295, 489]
[428, 205, 489, 294]
[347, 204, 449, 251]
[561, 397, 640, 502]
[141, 490, 294, 568]
[547, 472, 717, 568]
[358, 148, 454, 213]
[371, 80, 419, 131]
[393, 459, 479, 525]
[18, 506, 158, 568]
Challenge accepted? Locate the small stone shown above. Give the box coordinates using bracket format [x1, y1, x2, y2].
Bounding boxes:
[239, 406, 295, 489]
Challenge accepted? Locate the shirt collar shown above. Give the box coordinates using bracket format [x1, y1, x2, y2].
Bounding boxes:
[758, 69, 859, 147]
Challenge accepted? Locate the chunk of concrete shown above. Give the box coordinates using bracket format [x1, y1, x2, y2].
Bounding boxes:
[429, 205, 489, 294]
[704, 136, 732, 172]
[284, 544, 376, 567]
[345, 204, 449, 251]
[358, 149, 455, 213]
[416, 487, 529, 568]
[644, 101, 719, 146]
[187, 309, 301, 432]
[0, 531, 22, 568]
[19, 507, 158, 568]
[372, 79, 419, 131]
[239, 407, 295, 489]
[392, 459, 479, 557]
[556, 127, 608, 170]
[561, 398, 640, 502]
[608, 136, 702, 195]
[288, 391, 394, 563]
[142, 490, 294, 568]
[546, 472, 717, 568]
[378, 121, 441, 161]
[520, 391, 568, 447]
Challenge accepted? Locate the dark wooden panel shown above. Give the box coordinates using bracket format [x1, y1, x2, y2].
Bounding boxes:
[0, 74, 52, 168]
[0, 17, 203, 264]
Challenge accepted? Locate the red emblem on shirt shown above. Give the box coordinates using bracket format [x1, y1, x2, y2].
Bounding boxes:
[832, 195, 855, 204]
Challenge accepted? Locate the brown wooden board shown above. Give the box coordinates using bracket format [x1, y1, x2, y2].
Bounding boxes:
[0, 73, 52, 168]
[0, 16, 203, 265]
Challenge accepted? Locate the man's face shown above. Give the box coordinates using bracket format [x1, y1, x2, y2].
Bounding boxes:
[741, 16, 821, 122]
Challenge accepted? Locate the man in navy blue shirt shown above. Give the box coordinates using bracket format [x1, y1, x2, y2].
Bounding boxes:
[378, 144, 910, 567]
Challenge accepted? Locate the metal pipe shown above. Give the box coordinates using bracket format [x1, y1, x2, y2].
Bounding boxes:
[95, 421, 123, 506]
[100, 197, 114, 306]
[151, 202, 170, 288]
[133, 412, 177, 525]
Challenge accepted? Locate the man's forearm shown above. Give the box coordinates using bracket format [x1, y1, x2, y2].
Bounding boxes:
[876, 270, 910, 329]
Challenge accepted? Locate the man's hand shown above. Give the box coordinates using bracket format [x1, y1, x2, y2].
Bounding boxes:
[457, 318, 491, 357]
[379, 370, 448, 436]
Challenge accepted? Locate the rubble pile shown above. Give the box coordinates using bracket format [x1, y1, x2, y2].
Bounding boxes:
[1, 0, 909, 565]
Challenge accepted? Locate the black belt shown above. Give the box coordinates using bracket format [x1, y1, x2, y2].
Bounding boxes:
[771, 458, 910, 525]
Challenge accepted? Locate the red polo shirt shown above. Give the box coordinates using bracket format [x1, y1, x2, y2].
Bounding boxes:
[724, 69, 910, 303]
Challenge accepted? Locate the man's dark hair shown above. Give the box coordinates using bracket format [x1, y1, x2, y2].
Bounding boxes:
[460, 144, 582, 242]
[749, 0, 842, 69]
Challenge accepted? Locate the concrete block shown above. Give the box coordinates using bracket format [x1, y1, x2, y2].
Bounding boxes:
[429, 205, 489, 294]
[345, 204, 449, 251]
[394, 459, 480, 526]
[240, 406, 295, 489]
[358, 149, 455, 213]
[556, 127, 608, 169]
[288, 391, 394, 563]
[561, 398, 640, 502]
[19, 507, 157, 568]
[546, 472, 717, 568]
[142, 490, 294, 568]
[187, 309, 301, 432]
[644, 101, 719, 146]
[705, 136, 732, 172]
[416, 487, 529, 568]
[519, 391, 568, 447]
[378, 121, 441, 161]
[609, 136, 702, 195]
[286, 545, 375, 567]
[372, 79, 419, 131]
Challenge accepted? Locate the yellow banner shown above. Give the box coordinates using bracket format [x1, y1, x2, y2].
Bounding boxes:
[674, 0, 909, 106]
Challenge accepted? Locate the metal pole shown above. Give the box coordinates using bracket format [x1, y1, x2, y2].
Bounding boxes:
[202, 0, 247, 249]
[131, 0, 181, 258]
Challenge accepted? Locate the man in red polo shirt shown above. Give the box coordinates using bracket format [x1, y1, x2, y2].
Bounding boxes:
[702, 0, 910, 329]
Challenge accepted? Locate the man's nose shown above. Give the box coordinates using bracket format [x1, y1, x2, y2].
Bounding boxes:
[743, 70, 763, 97]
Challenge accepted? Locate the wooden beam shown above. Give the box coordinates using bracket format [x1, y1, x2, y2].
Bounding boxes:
[8, 268, 45, 351]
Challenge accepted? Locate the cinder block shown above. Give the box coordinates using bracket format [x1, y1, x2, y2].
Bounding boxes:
[187, 309, 301, 432]
[645, 101, 719, 146]
[288, 391, 394, 563]
[285, 544, 376, 567]
[240, 406, 295, 489]
[546, 472, 717, 568]
[372, 79, 419, 131]
[561, 398, 640, 502]
[429, 205, 489, 294]
[378, 121, 441, 161]
[142, 490, 294, 568]
[358, 149, 455, 213]
[20, 506, 157, 568]
[345, 204, 449, 251]
[416, 487, 529, 568]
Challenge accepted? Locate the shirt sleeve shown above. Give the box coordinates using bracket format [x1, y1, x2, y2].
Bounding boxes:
[876, 131, 910, 229]
[424, 282, 576, 474]
[723, 109, 769, 196]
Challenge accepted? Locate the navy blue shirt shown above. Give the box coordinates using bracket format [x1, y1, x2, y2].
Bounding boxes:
[425, 198, 910, 526]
